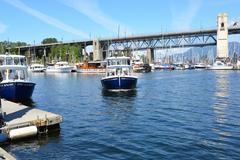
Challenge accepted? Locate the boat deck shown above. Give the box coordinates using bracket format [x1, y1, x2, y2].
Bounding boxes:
[1, 99, 63, 132]
[0, 147, 16, 160]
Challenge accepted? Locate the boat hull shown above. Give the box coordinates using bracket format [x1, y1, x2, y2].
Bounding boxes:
[101, 76, 137, 90]
[208, 66, 233, 70]
[46, 67, 73, 73]
[77, 69, 106, 74]
[0, 82, 35, 101]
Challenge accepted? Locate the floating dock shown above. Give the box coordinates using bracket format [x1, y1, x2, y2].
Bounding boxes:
[0, 99, 63, 141]
[0, 147, 16, 160]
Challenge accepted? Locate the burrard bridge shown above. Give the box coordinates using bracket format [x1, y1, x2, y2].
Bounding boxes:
[17, 13, 240, 63]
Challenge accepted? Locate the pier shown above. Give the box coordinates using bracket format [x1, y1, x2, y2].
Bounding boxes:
[0, 99, 63, 141]
[0, 147, 15, 160]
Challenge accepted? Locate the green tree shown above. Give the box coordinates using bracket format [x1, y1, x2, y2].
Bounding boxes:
[41, 38, 58, 44]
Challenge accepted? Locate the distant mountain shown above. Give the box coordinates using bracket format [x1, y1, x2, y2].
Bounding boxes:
[173, 42, 240, 63]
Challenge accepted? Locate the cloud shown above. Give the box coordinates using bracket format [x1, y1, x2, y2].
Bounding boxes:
[171, 0, 202, 31]
[3, 0, 88, 38]
[0, 22, 7, 34]
[60, 0, 131, 36]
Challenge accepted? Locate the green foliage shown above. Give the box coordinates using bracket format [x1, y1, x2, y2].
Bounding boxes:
[41, 38, 58, 44]
[50, 44, 82, 63]
[0, 41, 27, 54]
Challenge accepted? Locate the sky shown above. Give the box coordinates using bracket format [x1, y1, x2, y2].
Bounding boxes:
[0, 0, 240, 44]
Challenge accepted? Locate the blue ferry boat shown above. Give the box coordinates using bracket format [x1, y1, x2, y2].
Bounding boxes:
[101, 56, 137, 91]
[0, 54, 35, 101]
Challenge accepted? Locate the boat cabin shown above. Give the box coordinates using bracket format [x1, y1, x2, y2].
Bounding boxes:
[106, 57, 132, 76]
[0, 55, 26, 66]
[77, 61, 106, 69]
[0, 55, 27, 82]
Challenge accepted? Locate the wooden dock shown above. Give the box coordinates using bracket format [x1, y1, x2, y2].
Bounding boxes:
[0, 147, 16, 160]
[0, 99, 63, 139]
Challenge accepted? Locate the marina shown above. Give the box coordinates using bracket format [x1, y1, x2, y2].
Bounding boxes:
[0, 0, 240, 158]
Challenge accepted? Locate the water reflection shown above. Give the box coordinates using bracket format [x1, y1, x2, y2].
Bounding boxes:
[101, 89, 137, 122]
[212, 71, 231, 139]
[2, 131, 61, 158]
[102, 89, 137, 98]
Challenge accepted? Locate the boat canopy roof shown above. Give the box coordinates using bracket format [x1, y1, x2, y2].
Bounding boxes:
[55, 61, 69, 65]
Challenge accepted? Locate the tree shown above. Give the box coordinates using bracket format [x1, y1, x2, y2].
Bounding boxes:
[41, 38, 58, 44]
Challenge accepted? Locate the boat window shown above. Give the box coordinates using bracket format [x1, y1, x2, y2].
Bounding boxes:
[6, 57, 13, 65]
[14, 70, 25, 80]
[1, 70, 6, 80]
[127, 59, 130, 65]
[20, 58, 26, 65]
[14, 57, 20, 65]
[0, 57, 4, 65]
[117, 60, 120, 65]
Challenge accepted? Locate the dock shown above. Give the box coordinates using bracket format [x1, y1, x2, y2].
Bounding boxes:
[0, 147, 16, 160]
[0, 99, 63, 140]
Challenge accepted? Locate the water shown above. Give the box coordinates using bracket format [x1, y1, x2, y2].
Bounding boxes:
[2, 70, 240, 159]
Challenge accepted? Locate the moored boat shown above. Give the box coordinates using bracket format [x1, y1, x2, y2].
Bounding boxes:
[28, 64, 46, 72]
[207, 60, 233, 70]
[46, 61, 73, 73]
[76, 61, 106, 74]
[101, 56, 137, 91]
[0, 54, 35, 101]
[194, 63, 206, 69]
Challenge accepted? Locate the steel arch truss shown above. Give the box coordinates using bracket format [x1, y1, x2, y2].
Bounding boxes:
[101, 33, 217, 51]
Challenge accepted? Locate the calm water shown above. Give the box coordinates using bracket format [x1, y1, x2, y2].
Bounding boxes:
[2, 70, 240, 159]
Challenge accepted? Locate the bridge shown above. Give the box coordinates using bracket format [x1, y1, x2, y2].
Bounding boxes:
[17, 13, 240, 63]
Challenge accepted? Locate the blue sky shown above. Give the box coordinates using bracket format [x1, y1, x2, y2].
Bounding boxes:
[0, 0, 239, 44]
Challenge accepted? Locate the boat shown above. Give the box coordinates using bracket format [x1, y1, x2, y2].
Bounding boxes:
[76, 61, 106, 74]
[207, 60, 233, 70]
[158, 64, 175, 70]
[132, 58, 144, 72]
[101, 56, 138, 91]
[28, 64, 46, 72]
[173, 63, 185, 70]
[194, 63, 206, 69]
[46, 61, 73, 73]
[0, 54, 35, 101]
[184, 64, 195, 70]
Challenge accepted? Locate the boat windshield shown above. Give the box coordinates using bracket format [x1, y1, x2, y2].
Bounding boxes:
[106, 67, 130, 76]
[0, 69, 26, 81]
[107, 58, 130, 66]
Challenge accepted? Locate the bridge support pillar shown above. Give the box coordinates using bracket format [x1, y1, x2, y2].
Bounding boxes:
[146, 48, 154, 64]
[43, 48, 46, 66]
[93, 39, 103, 61]
[217, 13, 228, 59]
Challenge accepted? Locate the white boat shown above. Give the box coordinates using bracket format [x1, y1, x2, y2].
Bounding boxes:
[208, 60, 233, 70]
[46, 61, 73, 73]
[194, 63, 206, 69]
[0, 54, 35, 101]
[28, 64, 46, 72]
